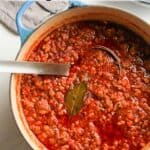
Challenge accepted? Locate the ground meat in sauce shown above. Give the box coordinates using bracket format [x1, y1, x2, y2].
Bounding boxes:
[20, 21, 150, 150]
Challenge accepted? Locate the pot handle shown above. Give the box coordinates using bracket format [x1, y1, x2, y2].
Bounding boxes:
[16, 1, 34, 45]
[16, 0, 85, 45]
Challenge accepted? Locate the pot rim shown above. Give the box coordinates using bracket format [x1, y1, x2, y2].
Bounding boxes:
[10, 5, 150, 150]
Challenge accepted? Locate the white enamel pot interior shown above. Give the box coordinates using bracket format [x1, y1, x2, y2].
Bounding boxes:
[10, 6, 150, 150]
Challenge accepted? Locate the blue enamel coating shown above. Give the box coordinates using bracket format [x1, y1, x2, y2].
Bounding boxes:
[16, 0, 85, 45]
[16, 1, 34, 45]
[69, 0, 85, 7]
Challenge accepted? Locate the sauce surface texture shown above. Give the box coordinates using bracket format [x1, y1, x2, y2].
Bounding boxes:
[20, 21, 150, 150]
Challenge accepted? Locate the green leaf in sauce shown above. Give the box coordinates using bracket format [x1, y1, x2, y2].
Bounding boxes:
[65, 82, 87, 117]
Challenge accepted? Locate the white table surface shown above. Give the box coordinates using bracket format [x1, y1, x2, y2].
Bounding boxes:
[0, 1, 150, 150]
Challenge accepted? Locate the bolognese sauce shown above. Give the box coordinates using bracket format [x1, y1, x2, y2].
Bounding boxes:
[21, 21, 150, 150]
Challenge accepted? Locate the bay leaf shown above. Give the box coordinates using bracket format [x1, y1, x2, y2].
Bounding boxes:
[65, 82, 87, 116]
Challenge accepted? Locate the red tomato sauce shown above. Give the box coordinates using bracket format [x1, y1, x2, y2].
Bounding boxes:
[21, 21, 150, 150]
